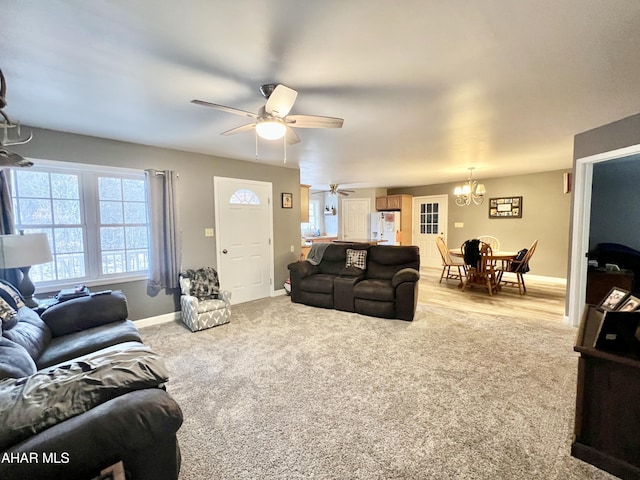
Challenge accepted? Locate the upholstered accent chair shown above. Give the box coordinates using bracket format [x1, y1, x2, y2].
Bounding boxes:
[179, 267, 231, 332]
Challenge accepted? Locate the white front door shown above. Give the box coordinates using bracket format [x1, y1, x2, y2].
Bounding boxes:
[214, 177, 273, 304]
[413, 195, 449, 268]
[341, 198, 371, 241]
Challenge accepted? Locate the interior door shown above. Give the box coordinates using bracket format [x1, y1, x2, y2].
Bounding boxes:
[341, 198, 371, 241]
[413, 195, 449, 268]
[214, 177, 273, 304]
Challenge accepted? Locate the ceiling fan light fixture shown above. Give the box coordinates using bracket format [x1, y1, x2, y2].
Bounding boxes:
[255, 119, 286, 140]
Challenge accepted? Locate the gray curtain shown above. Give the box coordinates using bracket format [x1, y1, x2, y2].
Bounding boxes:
[145, 169, 181, 292]
[0, 168, 18, 285]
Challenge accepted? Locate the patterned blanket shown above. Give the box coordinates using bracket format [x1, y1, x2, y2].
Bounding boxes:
[181, 267, 220, 300]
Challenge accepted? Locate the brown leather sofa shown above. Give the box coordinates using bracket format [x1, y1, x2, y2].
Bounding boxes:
[288, 244, 420, 321]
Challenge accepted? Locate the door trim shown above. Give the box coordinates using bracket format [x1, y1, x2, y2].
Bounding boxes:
[213, 176, 275, 301]
[567, 144, 640, 326]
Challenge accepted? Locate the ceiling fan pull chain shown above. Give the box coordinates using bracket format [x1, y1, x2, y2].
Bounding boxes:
[283, 130, 287, 164]
[255, 130, 259, 161]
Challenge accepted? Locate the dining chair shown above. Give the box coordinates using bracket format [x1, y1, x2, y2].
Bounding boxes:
[497, 239, 538, 295]
[435, 237, 466, 283]
[461, 241, 498, 295]
[477, 235, 500, 251]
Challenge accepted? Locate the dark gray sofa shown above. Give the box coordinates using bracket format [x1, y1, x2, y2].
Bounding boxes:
[288, 244, 420, 321]
[0, 286, 183, 480]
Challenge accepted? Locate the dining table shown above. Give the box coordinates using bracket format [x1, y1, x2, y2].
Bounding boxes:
[449, 248, 518, 293]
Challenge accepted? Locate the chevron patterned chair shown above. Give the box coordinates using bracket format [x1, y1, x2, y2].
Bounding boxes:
[179, 267, 231, 332]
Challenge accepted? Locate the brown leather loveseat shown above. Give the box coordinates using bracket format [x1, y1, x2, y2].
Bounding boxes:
[287, 244, 420, 321]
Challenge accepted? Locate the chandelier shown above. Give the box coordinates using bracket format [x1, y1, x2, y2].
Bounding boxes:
[454, 167, 486, 206]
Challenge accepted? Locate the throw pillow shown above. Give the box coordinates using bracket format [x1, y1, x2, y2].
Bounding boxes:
[346, 248, 367, 270]
[0, 297, 17, 328]
[182, 267, 220, 300]
[0, 280, 24, 309]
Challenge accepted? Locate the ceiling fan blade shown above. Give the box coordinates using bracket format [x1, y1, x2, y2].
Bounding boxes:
[286, 126, 300, 145]
[220, 123, 256, 136]
[286, 114, 344, 129]
[265, 85, 298, 118]
[191, 99, 258, 119]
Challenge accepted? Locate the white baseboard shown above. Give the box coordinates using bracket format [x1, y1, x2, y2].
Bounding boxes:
[273, 288, 287, 297]
[521, 274, 567, 286]
[135, 311, 181, 328]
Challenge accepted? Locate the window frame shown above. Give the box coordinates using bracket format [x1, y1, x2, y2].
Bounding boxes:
[9, 159, 150, 291]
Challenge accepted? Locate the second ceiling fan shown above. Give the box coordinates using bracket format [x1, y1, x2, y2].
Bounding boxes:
[192, 84, 344, 144]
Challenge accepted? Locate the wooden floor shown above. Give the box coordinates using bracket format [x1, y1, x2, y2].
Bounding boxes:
[418, 267, 567, 323]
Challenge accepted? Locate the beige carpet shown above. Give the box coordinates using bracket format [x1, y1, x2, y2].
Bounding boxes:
[140, 296, 616, 480]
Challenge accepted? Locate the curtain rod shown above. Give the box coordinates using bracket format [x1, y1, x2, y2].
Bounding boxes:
[153, 171, 179, 177]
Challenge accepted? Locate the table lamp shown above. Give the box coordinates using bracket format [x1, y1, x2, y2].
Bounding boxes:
[0, 232, 53, 308]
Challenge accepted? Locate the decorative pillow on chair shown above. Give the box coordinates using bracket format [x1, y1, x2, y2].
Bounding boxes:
[345, 249, 367, 270]
[181, 267, 220, 300]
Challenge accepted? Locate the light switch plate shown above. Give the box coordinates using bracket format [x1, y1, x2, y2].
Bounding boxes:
[454, 222, 464, 228]
[205, 228, 214, 237]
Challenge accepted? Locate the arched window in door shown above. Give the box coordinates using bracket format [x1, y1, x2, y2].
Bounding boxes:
[229, 188, 260, 205]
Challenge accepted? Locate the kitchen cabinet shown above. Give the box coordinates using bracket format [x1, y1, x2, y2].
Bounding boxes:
[375, 194, 413, 246]
[300, 184, 310, 223]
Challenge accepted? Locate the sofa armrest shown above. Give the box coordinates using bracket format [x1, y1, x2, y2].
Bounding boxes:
[40, 291, 128, 337]
[0, 389, 183, 480]
[288, 261, 318, 279]
[391, 268, 420, 288]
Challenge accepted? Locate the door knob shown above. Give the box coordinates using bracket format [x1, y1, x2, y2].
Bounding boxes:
[222, 249, 228, 254]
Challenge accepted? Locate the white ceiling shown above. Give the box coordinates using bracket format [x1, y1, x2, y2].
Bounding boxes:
[3, 0, 640, 190]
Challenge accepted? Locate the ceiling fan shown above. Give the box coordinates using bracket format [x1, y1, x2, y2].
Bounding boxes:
[312, 184, 355, 196]
[191, 84, 344, 144]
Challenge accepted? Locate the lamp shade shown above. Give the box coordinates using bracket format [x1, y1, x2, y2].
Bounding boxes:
[0, 233, 53, 268]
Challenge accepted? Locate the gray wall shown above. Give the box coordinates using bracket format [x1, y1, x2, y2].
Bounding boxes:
[11, 127, 301, 319]
[389, 169, 572, 278]
[569, 112, 640, 313]
[590, 155, 640, 251]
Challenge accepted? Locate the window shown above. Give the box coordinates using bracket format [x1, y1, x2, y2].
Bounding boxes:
[420, 202, 439, 235]
[301, 199, 321, 236]
[229, 188, 260, 205]
[10, 160, 150, 288]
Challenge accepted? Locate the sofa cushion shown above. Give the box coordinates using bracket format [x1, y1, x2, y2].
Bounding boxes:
[36, 319, 142, 370]
[367, 245, 420, 280]
[0, 337, 37, 380]
[41, 291, 129, 337]
[354, 279, 395, 302]
[0, 344, 169, 451]
[300, 274, 335, 294]
[2, 307, 51, 361]
[317, 244, 368, 276]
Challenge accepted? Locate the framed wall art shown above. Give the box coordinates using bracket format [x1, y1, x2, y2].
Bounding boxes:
[281, 192, 293, 209]
[489, 196, 522, 218]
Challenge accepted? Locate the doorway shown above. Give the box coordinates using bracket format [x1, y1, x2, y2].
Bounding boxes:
[412, 195, 449, 269]
[567, 144, 640, 326]
[213, 177, 274, 304]
[341, 198, 371, 241]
